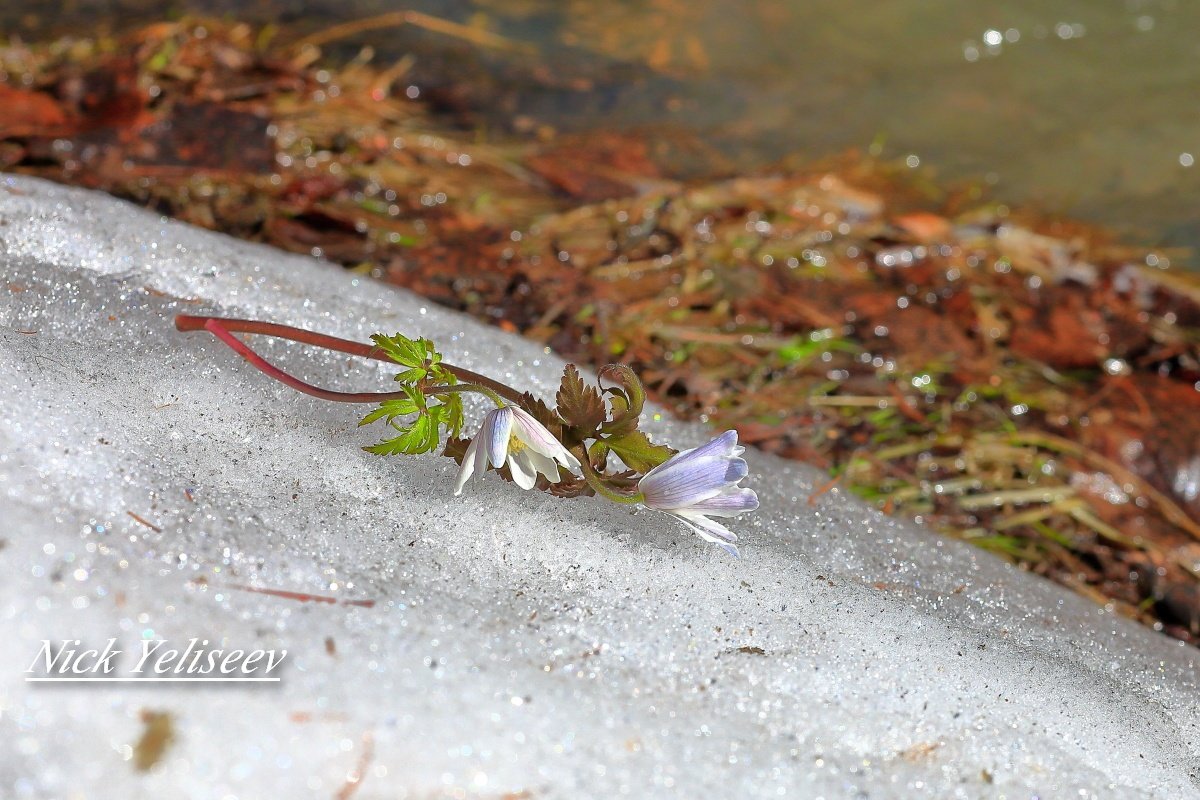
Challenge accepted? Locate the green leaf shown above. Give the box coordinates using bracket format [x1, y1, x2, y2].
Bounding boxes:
[358, 388, 423, 428]
[555, 364, 607, 431]
[596, 364, 646, 436]
[371, 332, 429, 369]
[601, 392, 640, 437]
[394, 366, 427, 383]
[604, 430, 676, 473]
[361, 380, 464, 456]
[587, 439, 610, 470]
[440, 391, 464, 437]
[364, 413, 438, 455]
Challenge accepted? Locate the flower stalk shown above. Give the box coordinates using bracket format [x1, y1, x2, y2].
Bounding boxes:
[574, 447, 644, 505]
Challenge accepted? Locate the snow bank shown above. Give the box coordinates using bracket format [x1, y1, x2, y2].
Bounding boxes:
[1, 175, 1197, 798]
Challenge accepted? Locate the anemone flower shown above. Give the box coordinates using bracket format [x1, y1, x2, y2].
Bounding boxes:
[637, 430, 759, 556]
[455, 405, 581, 494]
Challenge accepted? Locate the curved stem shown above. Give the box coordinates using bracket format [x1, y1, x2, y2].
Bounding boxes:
[426, 383, 507, 408]
[176, 314, 526, 405]
[572, 446, 644, 505]
[201, 319, 411, 403]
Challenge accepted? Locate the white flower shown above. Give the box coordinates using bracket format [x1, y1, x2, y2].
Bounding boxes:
[637, 430, 758, 557]
[454, 405, 581, 494]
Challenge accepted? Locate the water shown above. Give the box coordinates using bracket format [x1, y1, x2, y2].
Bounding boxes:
[7, 0, 1200, 259]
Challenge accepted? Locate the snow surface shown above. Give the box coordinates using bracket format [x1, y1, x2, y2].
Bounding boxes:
[0, 174, 1197, 799]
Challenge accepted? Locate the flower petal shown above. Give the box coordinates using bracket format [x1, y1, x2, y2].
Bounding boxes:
[555, 447, 582, 471]
[685, 487, 759, 517]
[669, 511, 741, 557]
[508, 450, 537, 489]
[486, 407, 513, 469]
[641, 430, 740, 482]
[473, 423, 491, 476]
[639, 454, 749, 510]
[723, 457, 749, 483]
[454, 436, 480, 496]
[510, 407, 581, 471]
[510, 407, 560, 451]
[524, 448, 562, 482]
[673, 510, 738, 542]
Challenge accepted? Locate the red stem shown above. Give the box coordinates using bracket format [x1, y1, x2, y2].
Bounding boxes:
[176, 314, 524, 405]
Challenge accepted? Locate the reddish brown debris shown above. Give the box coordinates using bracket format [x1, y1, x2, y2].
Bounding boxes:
[225, 584, 376, 608]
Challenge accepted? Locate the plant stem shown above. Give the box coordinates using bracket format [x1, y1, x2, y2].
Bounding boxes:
[198, 319, 403, 403]
[572, 446, 644, 505]
[176, 314, 526, 405]
[426, 383, 507, 408]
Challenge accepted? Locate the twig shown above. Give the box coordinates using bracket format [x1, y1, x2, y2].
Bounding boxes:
[335, 731, 376, 800]
[226, 583, 376, 608]
[807, 473, 842, 506]
[126, 511, 163, 533]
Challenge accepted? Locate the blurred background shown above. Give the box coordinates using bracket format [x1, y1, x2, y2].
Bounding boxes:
[5, 0, 1199, 258]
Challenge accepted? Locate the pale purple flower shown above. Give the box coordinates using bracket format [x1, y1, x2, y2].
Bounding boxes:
[637, 430, 758, 557]
[455, 406, 581, 494]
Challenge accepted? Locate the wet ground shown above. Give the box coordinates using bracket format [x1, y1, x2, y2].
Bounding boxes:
[5, 0, 1200, 262]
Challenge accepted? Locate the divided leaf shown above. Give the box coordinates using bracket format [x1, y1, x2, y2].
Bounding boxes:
[598, 364, 646, 436]
[358, 386, 422, 428]
[372, 332, 450, 384]
[601, 392, 640, 437]
[438, 391, 465, 438]
[395, 366, 427, 383]
[371, 332, 429, 369]
[547, 474, 591, 498]
[363, 413, 438, 455]
[555, 364, 607, 431]
[442, 436, 472, 464]
[360, 380, 461, 456]
[604, 430, 676, 473]
[587, 439, 610, 472]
